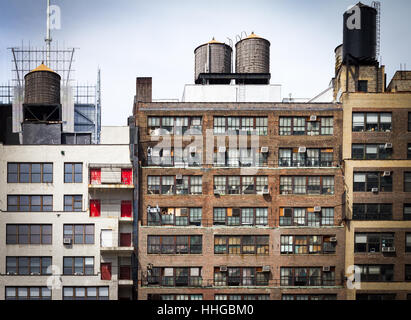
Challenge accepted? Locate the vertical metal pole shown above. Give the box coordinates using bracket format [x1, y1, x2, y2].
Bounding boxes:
[45, 0, 51, 65]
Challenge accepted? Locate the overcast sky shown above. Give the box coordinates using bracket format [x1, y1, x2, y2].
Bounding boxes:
[0, 0, 410, 125]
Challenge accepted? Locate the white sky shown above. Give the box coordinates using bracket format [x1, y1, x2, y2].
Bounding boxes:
[0, 0, 410, 125]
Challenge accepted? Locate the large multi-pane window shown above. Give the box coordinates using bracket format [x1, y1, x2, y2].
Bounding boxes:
[214, 235, 269, 255]
[213, 208, 268, 226]
[279, 117, 333, 136]
[357, 265, 394, 282]
[279, 148, 333, 167]
[63, 287, 109, 300]
[354, 233, 395, 253]
[352, 113, 392, 132]
[63, 224, 94, 244]
[405, 172, 411, 192]
[356, 294, 395, 301]
[7, 163, 53, 183]
[64, 195, 82, 212]
[148, 207, 202, 226]
[213, 148, 268, 167]
[213, 116, 268, 135]
[148, 176, 202, 195]
[214, 267, 269, 286]
[148, 294, 203, 300]
[279, 207, 334, 226]
[147, 116, 202, 135]
[353, 172, 392, 192]
[6, 257, 52, 275]
[282, 294, 337, 300]
[280, 235, 336, 254]
[64, 163, 83, 183]
[7, 195, 52, 212]
[352, 144, 392, 160]
[280, 176, 334, 195]
[147, 267, 202, 287]
[6, 224, 52, 244]
[213, 176, 268, 195]
[216, 294, 269, 300]
[63, 257, 94, 275]
[5, 287, 51, 300]
[404, 204, 411, 220]
[148, 235, 202, 254]
[280, 267, 335, 286]
[352, 203, 392, 220]
[406, 234, 411, 252]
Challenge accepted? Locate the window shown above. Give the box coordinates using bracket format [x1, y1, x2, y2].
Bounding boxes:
[357, 80, 368, 92]
[406, 234, 411, 252]
[280, 235, 335, 254]
[147, 267, 202, 287]
[63, 257, 94, 275]
[148, 207, 202, 226]
[213, 116, 267, 135]
[64, 195, 82, 212]
[280, 267, 334, 286]
[279, 117, 333, 136]
[279, 148, 333, 167]
[279, 208, 334, 226]
[149, 294, 203, 300]
[282, 294, 336, 300]
[147, 176, 202, 195]
[353, 203, 392, 220]
[280, 176, 334, 195]
[214, 267, 269, 286]
[352, 112, 392, 132]
[89, 199, 101, 217]
[354, 233, 395, 253]
[215, 294, 269, 300]
[148, 116, 202, 135]
[213, 176, 267, 195]
[5, 287, 51, 300]
[214, 235, 269, 255]
[6, 224, 52, 245]
[352, 144, 392, 160]
[405, 172, 411, 192]
[213, 208, 268, 226]
[356, 294, 395, 301]
[353, 172, 392, 192]
[64, 163, 82, 183]
[409, 113, 411, 131]
[63, 287, 108, 300]
[64, 224, 94, 244]
[147, 235, 202, 254]
[408, 144, 411, 160]
[7, 163, 53, 183]
[358, 265, 394, 282]
[6, 257, 52, 275]
[7, 195, 52, 212]
[404, 204, 411, 220]
[321, 117, 334, 135]
[405, 265, 411, 281]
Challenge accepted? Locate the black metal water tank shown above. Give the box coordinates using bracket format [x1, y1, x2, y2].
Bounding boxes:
[24, 63, 61, 104]
[342, 2, 377, 63]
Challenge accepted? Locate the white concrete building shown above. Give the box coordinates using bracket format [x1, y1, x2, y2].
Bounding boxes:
[0, 126, 134, 300]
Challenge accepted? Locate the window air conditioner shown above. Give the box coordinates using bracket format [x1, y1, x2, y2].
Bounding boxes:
[314, 206, 321, 212]
[262, 186, 270, 194]
[220, 265, 228, 272]
[384, 143, 392, 149]
[218, 146, 226, 153]
[190, 146, 197, 153]
[260, 146, 269, 153]
[298, 147, 306, 153]
[330, 237, 337, 242]
[262, 265, 270, 272]
[309, 115, 317, 121]
[63, 238, 72, 245]
[176, 174, 183, 180]
[383, 171, 391, 177]
[322, 266, 330, 272]
[371, 187, 379, 193]
[382, 247, 395, 253]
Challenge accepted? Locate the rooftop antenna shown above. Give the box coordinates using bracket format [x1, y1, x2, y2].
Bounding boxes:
[45, 0, 52, 65]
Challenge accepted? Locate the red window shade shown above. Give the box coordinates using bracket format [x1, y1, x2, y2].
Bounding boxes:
[120, 233, 132, 247]
[119, 266, 131, 280]
[121, 201, 132, 218]
[101, 263, 112, 280]
[121, 169, 132, 185]
[90, 199, 101, 217]
[90, 169, 101, 184]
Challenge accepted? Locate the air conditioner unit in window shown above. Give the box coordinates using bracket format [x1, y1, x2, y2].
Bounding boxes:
[261, 186, 270, 194]
[383, 171, 391, 177]
[218, 146, 226, 153]
[330, 237, 337, 242]
[371, 187, 379, 193]
[314, 206, 321, 212]
[260, 146, 269, 153]
[63, 238, 72, 245]
[262, 265, 270, 272]
[176, 174, 183, 180]
[214, 189, 222, 195]
[220, 265, 228, 272]
[322, 266, 330, 272]
[190, 146, 197, 153]
[298, 147, 306, 153]
[384, 143, 392, 149]
[309, 115, 317, 121]
[382, 246, 396, 253]
[147, 147, 152, 156]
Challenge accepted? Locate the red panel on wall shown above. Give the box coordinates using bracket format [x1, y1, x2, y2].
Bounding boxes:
[121, 169, 132, 185]
[121, 201, 132, 218]
[90, 199, 101, 217]
[90, 169, 101, 184]
[101, 263, 112, 280]
[119, 266, 131, 280]
[120, 233, 132, 247]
